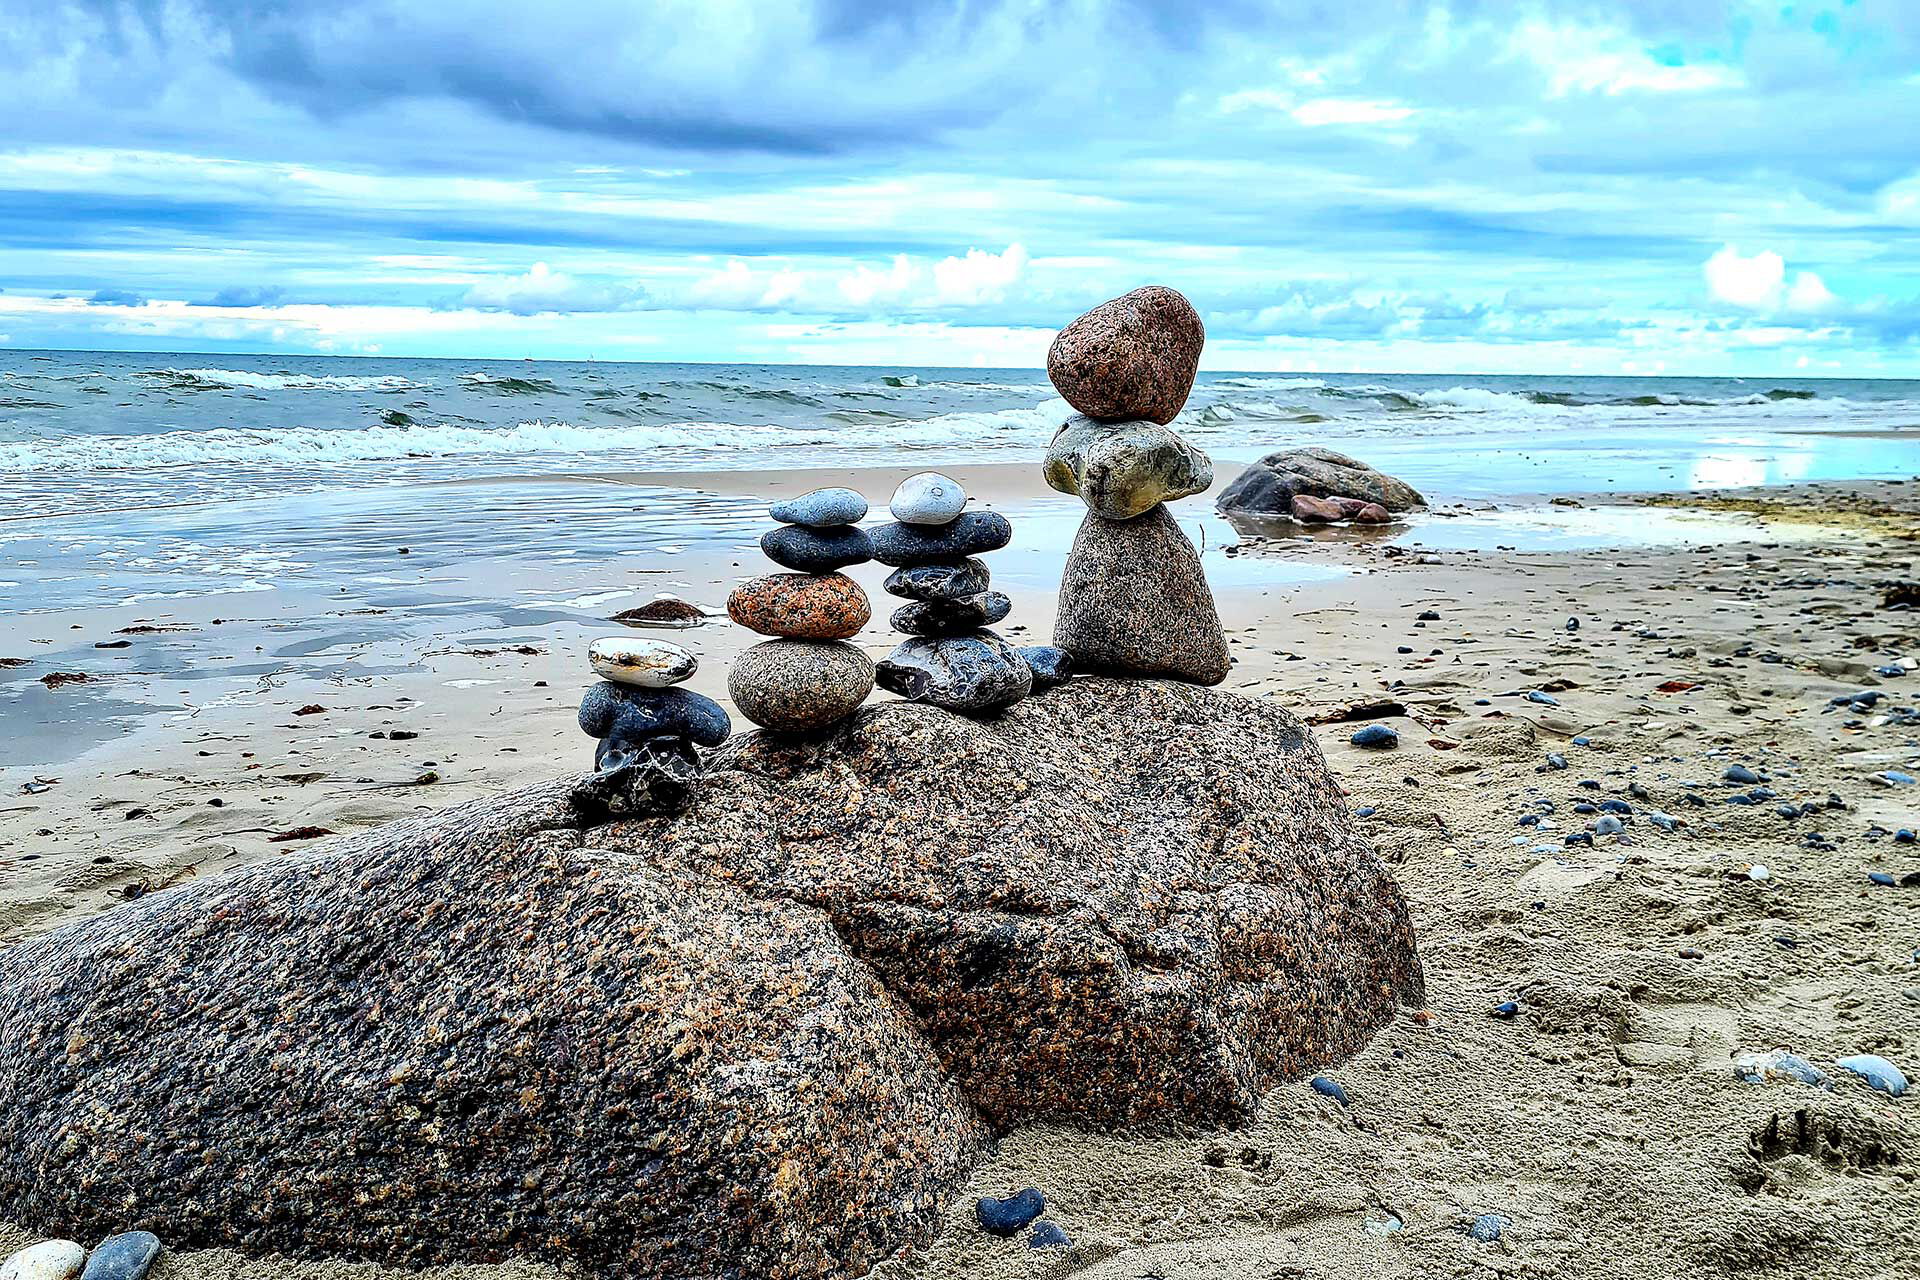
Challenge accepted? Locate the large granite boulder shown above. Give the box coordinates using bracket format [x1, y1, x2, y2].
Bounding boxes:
[0, 680, 1422, 1279]
[1218, 447, 1426, 518]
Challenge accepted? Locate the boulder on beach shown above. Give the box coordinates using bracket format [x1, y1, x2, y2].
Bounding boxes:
[0, 680, 1422, 1279]
[1217, 447, 1425, 519]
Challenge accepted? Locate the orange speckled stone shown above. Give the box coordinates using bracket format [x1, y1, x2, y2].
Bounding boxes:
[727, 572, 870, 639]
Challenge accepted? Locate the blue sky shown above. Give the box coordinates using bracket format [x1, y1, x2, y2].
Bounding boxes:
[3, 0, 1919, 373]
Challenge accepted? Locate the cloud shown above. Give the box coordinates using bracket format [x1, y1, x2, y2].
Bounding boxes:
[1289, 98, 1415, 127]
[199, 285, 286, 308]
[461, 262, 644, 315]
[1703, 245, 1837, 313]
[87, 288, 145, 306]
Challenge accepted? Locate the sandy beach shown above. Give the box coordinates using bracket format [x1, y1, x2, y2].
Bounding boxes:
[3, 467, 1916, 1279]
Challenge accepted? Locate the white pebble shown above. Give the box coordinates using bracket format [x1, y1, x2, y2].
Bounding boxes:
[1747, 864, 1771, 881]
[890, 471, 967, 525]
[588, 636, 697, 688]
[0, 1241, 86, 1280]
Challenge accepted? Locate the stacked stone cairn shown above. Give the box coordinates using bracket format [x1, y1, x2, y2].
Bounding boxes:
[725, 487, 877, 731]
[575, 635, 729, 818]
[872, 472, 1062, 712]
[1044, 285, 1231, 685]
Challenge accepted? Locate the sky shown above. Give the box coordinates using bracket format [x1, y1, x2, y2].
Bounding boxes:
[3, 0, 1920, 374]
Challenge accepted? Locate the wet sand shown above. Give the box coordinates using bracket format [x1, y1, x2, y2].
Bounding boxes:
[3, 475, 1918, 1279]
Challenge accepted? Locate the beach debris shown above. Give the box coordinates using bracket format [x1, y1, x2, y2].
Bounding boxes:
[1217, 446, 1425, 521]
[976, 1188, 1046, 1237]
[1836, 1053, 1908, 1096]
[609, 595, 707, 628]
[1733, 1050, 1829, 1087]
[874, 476, 1033, 714]
[1869, 769, 1917, 786]
[1350, 724, 1399, 749]
[727, 496, 876, 731]
[1046, 285, 1202, 424]
[1027, 1220, 1071, 1250]
[38, 672, 89, 688]
[768, 486, 868, 528]
[0, 1240, 86, 1280]
[79, 1231, 162, 1280]
[267, 826, 335, 843]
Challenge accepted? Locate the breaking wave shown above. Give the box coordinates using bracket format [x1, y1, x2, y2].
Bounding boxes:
[138, 368, 425, 392]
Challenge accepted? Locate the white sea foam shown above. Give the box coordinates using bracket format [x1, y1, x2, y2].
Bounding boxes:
[141, 368, 426, 392]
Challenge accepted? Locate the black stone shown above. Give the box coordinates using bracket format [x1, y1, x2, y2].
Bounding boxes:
[977, 1189, 1045, 1237]
[883, 558, 990, 601]
[574, 736, 702, 822]
[869, 513, 1012, 567]
[876, 633, 1033, 713]
[80, 1232, 162, 1280]
[1028, 1220, 1071, 1249]
[1018, 645, 1074, 690]
[890, 592, 1012, 636]
[761, 524, 873, 573]
[578, 682, 730, 747]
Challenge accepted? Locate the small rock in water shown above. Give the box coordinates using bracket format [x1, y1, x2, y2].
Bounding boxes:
[1018, 645, 1074, 690]
[1309, 1075, 1349, 1106]
[577, 682, 731, 747]
[768, 487, 868, 528]
[1046, 285, 1204, 424]
[1027, 1221, 1071, 1250]
[890, 472, 968, 525]
[728, 640, 875, 732]
[1836, 1053, 1908, 1096]
[761, 524, 874, 573]
[1733, 1049, 1829, 1087]
[1352, 501, 1391, 523]
[1290, 494, 1347, 523]
[79, 1232, 161, 1280]
[883, 558, 990, 602]
[870, 512, 1012, 566]
[727, 572, 871, 640]
[1350, 724, 1399, 749]
[890, 592, 1012, 637]
[610, 595, 706, 628]
[1468, 1214, 1506, 1243]
[587, 636, 697, 688]
[0, 1241, 86, 1280]
[976, 1188, 1046, 1237]
[1723, 763, 1763, 785]
[877, 633, 1034, 714]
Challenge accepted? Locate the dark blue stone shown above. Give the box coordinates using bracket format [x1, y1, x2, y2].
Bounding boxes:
[1354, 805, 1377, 817]
[1723, 763, 1763, 784]
[884, 558, 991, 601]
[891, 592, 1012, 636]
[1573, 803, 1597, 814]
[1870, 870, 1897, 886]
[761, 523, 873, 572]
[1491, 1001, 1520, 1018]
[1469, 1213, 1506, 1242]
[1350, 724, 1399, 749]
[1028, 1220, 1071, 1250]
[1518, 814, 1539, 827]
[1571, 735, 1590, 745]
[1019, 645, 1074, 690]
[1565, 832, 1593, 846]
[578, 682, 730, 747]
[768, 487, 868, 527]
[976, 1188, 1045, 1237]
[1600, 799, 1632, 813]
[1309, 1075, 1349, 1105]
[870, 512, 1012, 566]
[1897, 829, 1916, 843]
[81, 1232, 162, 1280]
[1566, 617, 1579, 631]
[1525, 690, 1559, 706]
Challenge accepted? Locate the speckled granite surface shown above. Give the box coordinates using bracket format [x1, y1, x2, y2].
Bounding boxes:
[0, 679, 1420, 1278]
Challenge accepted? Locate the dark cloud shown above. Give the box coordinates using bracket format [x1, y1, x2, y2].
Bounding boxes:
[87, 287, 145, 305]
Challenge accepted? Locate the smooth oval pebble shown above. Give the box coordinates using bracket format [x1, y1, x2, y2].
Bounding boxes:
[761, 524, 873, 573]
[1836, 1053, 1908, 1096]
[870, 512, 1012, 567]
[727, 572, 870, 640]
[768, 487, 868, 528]
[0, 1241, 86, 1280]
[577, 683, 731, 747]
[1309, 1075, 1349, 1105]
[890, 471, 968, 525]
[1350, 724, 1398, 749]
[587, 636, 696, 688]
[976, 1188, 1045, 1237]
[79, 1232, 162, 1280]
[1019, 645, 1074, 690]
[728, 639, 875, 732]
[1468, 1213, 1506, 1242]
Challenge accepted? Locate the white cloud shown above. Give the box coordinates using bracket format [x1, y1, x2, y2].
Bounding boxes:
[930, 243, 1028, 305]
[1703, 245, 1838, 314]
[461, 262, 640, 314]
[838, 254, 917, 307]
[1290, 97, 1415, 127]
[1513, 22, 1743, 97]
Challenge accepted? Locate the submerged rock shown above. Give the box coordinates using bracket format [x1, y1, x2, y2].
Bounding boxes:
[1046, 286, 1204, 425]
[1217, 447, 1426, 518]
[1053, 506, 1229, 685]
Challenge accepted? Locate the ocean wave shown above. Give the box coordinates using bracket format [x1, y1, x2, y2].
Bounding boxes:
[1212, 376, 1330, 391]
[458, 372, 561, 394]
[138, 368, 426, 392]
[0, 406, 1057, 473]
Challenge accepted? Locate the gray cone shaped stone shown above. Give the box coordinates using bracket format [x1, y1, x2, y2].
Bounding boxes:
[1053, 506, 1230, 685]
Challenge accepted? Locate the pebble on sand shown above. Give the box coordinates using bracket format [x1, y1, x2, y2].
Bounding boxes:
[78, 1232, 162, 1280]
[1350, 724, 1399, 749]
[0, 1241, 86, 1280]
[1468, 1214, 1507, 1243]
[1309, 1076, 1350, 1106]
[1836, 1053, 1908, 1096]
[976, 1188, 1046, 1237]
[1027, 1221, 1071, 1250]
